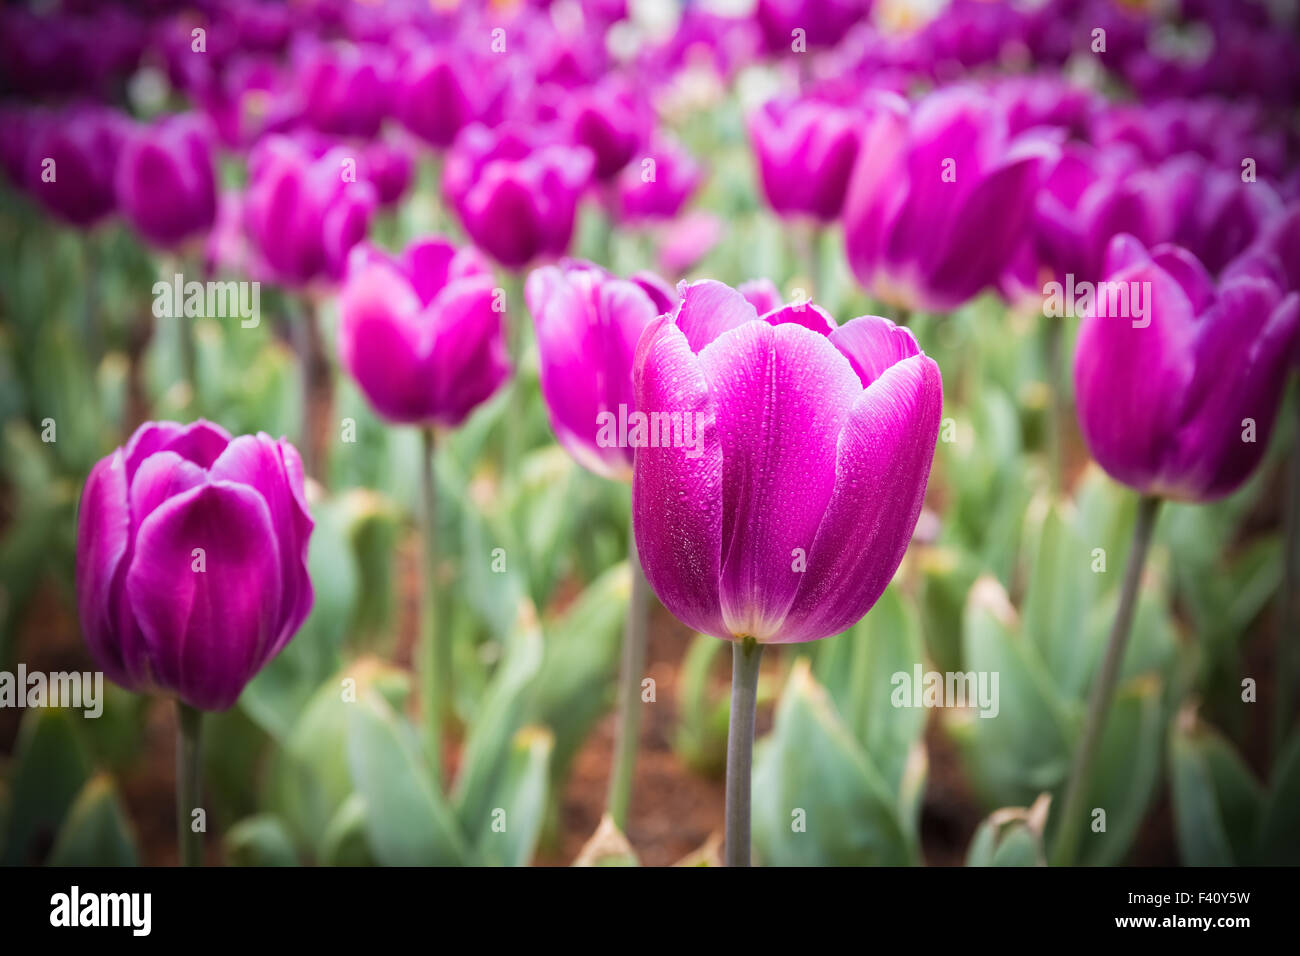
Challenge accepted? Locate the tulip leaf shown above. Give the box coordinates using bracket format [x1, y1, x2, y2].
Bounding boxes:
[2, 707, 92, 865]
[1020, 496, 1099, 700]
[346, 691, 467, 866]
[453, 619, 544, 827]
[224, 815, 300, 867]
[47, 775, 139, 867]
[1253, 727, 1300, 865]
[318, 794, 374, 866]
[674, 633, 729, 776]
[966, 799, 1050, 867]
[1169, 716, 1263, 866]
[753, 661, 914, 866]
[949, 577, 1073, 808]
[472, 727, 553, 866]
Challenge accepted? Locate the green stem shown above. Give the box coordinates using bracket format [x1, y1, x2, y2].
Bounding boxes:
[725, 637, 764, 867]
[176, 701, 203, 867]
[1050, 494, 1160, 866]
[419, 426, 447, 787]
[503, 271, 527, 483]
[606, 523, 650, 831]
[1045, 319, 1064, 495]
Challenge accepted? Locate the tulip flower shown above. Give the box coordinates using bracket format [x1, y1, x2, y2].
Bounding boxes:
[338, 237, 509, 427]
[443, 123, 594, 270]
[243, 134, 377, 288]
[1054, 233, 1300, 866]
[296, 40, 392, 139]
[561, 78, 647, 182]
[393, 43, 503, 149]
[339, 236, 509, 781]
[633, 280, 942, 864]
[116, 114, 218, 249]
[24, 104, 125, 228]
[524, 259, 672, 830]
[76, 420, 313, 864]
[1074, 234, 1299, 502]
[754, 0, 872, 53]
[843, 88, 1053, 311]
[748, 96, 861, 222]
[615, 136, 702, 224]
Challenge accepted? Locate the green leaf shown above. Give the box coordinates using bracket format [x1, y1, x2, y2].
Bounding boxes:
[949, 577, 1073, 808]
[2, 707, 92, 865]
[224, 815, 299, 867]
[966, 797, 1050, 867]
[1169, 715, 1263, 866]
[453, 616, 544, 827]
[318, 794, 374, 866]
[1256, 728, 1300, 865]
[48, 775, 139, 866]
[346, 691, 467, 866]
[674, 633, 728, 776]
[472, 727, 553, 866]
[752, 661, 914, 866]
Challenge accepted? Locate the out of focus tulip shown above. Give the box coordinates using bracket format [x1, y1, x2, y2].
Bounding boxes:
[116, 114, 217, 249]
[76, 420, 314, 711]
[361, 137, 414, 208]
[443, 123, 594, 269]
[633, 280, 942, 643]
[525, 261, 672, 480]
[25, 105, 126, 228]
[843, 88, 1053, 311]
[1074, 234, 1300, 501]
[243, 135, 376, 287]
[394, 44, 478, 149]
[296, 40, 392, 139]
[562, 78, 647, 181]
[754, 0, 872, 53]
[338, 237, 509, 426]
[616, 136, 702, 223]
[748, 96, 860, 222]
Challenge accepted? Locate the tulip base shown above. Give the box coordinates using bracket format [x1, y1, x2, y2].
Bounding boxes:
[725, 637, 764, 867]
[176, 701, 203, 867]
[1050, 494, 1160, 866]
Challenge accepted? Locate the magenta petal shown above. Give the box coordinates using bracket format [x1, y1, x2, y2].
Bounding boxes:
[128, 451, 207, 531]
[673, 280, 758, 353]
[426, 276, 510, 427]
[159, 419, 233, 470]
[632, 317, 727, 638]
[830, 315, 922, 389]
[210, 434, 314, 651]
[75, 451, 132, 687]
[781, 353, 943, 642]
[125, 482, 282, 711]
[697, 320, 862, 640]
[761, 302, 837, 336]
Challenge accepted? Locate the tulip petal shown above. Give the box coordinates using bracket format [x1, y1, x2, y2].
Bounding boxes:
[426, 276, 510, 427]
[126, 482, 282, 711]
[76, 450, 133, 686]
[697, 320, 862, 640]
[674, 280, 758, 353]
[632, 317, 727, 638]
[781, 353, 943, 642]
[829, 315, 921, 389]
[762, 302, 837, 336]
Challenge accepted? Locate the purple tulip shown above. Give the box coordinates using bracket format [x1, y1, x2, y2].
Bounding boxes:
[338, 237, 509, 426]
[615, 136, 702, 223]
[1158, 155, 1281, 276]
[76, 420, 314, 712]
[116, 114, 218, 249]
[748, 97, 861, 222]
[754, 0, 872, 53]
[243, 135, 376, 287]
[443, 123, 594, 270]
[295, 40, 392, 139]
[1074, 235, 1300, 501]
[394, 44, 481, 149]
[561, 78, 647, 182]
[360, 137, 415, 208]
[633, 281, 942, 643]
[843, 88, 1054, 311]
[24, 105, 126, 228]
[525, 261, 671, 480]
[738, 278, 783, 315]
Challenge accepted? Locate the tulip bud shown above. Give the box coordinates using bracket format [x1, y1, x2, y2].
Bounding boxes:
[338, 237, 509, 426]
[748, 96, 861, 222]
[633, 281, 942, 643]
[76, 421, 314, 712]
